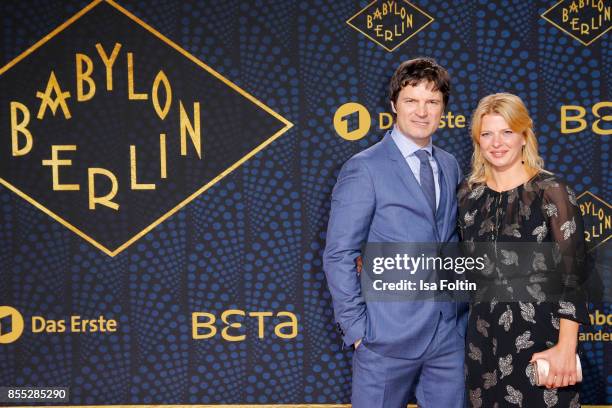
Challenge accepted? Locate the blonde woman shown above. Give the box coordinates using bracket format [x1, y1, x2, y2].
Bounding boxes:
[457, 93, 588, 407]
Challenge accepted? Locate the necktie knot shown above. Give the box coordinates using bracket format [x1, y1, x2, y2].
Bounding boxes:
[414, 149, 430, 164]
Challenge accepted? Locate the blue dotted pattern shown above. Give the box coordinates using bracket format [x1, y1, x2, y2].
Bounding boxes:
[186, 180, 248, 403]
[242, 153, 303, 403]
[178, 1, 240, 53]
[0, 191, 14, 386]
[238, 1, 299, 169]
[537, 12, 605, 194]
[127, 215, 189, 403]
[70, 244, 131, 404]
[0, 192, 14, 303]
[4, 203, 74, 389]
[0, 0, 609, 405]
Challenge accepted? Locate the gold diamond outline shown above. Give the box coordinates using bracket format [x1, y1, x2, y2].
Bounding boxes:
[346, 0, 434, 52]
[0, 0, 294, 257]
[577, 190, 611, 251]
[541, 0, 611, 46]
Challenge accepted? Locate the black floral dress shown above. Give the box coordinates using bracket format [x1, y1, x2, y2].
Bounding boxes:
[457, 173, 589, 408]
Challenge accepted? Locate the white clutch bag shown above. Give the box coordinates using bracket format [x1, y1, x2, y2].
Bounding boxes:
[532, 354, 582, 386]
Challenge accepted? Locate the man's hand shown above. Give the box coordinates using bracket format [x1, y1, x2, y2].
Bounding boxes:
[354, 338, 362, 349]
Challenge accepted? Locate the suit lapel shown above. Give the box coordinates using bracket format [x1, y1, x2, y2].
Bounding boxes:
[433, 145, 455, 239]
[382, 133, 435, 224]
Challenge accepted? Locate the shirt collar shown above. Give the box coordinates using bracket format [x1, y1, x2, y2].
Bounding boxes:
[391, 125, 433, 158]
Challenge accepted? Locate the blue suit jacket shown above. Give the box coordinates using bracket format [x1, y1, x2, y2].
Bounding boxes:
[323, 131, 468, 359]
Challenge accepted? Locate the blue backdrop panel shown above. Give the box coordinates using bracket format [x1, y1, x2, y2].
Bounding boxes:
[0, 0, 609, 405]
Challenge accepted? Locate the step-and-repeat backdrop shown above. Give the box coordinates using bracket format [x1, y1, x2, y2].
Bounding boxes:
[0, 0, 610, 405]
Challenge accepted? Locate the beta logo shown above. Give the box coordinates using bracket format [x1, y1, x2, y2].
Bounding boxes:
[347, 0, 434, 52]
[0, 306, 24, 344]
[0, 0, 292, 257]
[192, 310, 298, 341]
[542, 0, 611, 46]
[560, 102, 611, 135]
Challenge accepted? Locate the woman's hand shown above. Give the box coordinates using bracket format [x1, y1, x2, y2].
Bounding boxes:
[530, 318, 579, 388]
[530, 345, 577, 388]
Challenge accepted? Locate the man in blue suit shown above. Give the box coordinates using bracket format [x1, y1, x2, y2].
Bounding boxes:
[323, 58, 468, 408]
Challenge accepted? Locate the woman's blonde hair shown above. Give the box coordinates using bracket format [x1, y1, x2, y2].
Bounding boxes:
[467, 93, 549, 189]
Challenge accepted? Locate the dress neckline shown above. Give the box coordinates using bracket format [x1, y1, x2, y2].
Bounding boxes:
[484, 172, 539, 194]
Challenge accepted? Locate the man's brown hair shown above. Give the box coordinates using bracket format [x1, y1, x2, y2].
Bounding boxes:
[388, 57, 450, 108]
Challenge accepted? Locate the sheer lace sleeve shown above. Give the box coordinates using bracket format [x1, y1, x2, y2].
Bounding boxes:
[542, 178, 590, 325]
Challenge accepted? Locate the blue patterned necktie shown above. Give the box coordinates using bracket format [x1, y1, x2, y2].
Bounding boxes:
[414, 149, 436, 214]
